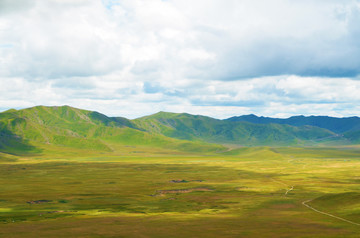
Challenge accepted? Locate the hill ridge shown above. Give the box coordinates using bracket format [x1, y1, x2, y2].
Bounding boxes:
[1, 105, 360, 155]
[226, 114, 360, 134]
[0, 105, 226, 155]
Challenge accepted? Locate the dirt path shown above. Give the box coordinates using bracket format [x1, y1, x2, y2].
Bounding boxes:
[271, 178, 360, 226]
[270, 178, 294, 196]
[302, 199, 360, 226]
[269, 154, 359, 227]
[285, 186, 293, 196]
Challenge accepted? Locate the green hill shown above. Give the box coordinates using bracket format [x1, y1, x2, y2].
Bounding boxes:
[0, 106, 225, 155]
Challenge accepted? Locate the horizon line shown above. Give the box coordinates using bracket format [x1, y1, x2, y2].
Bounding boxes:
[1, 105, 359, 120]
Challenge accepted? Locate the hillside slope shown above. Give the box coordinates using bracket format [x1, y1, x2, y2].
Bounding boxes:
[0, 106, 224, 154]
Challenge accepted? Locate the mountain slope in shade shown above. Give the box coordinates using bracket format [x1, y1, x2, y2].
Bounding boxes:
[226, 114, 360, 134]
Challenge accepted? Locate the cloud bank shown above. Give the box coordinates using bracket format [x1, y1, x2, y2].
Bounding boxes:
[1, 0, 360, 118]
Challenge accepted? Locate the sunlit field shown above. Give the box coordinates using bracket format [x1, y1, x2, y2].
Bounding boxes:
[1, 145, 360, 237]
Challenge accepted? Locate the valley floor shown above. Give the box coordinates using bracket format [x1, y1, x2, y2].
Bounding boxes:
[1, 146, 360, 237]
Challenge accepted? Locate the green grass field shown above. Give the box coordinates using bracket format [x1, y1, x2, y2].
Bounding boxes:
[1, 145, 360, 237]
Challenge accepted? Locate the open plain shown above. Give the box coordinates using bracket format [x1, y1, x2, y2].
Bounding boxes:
[1, 145, 360, 237]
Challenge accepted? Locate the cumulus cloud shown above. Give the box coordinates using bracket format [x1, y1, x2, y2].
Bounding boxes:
[0, 0, 360, 118]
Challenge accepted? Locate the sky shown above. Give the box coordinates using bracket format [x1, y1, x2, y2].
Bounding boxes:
[1, 0, 360, 119]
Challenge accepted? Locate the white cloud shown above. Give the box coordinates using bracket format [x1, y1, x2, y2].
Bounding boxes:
[1, 73, 360, 119]
[1, 0, 360, 118]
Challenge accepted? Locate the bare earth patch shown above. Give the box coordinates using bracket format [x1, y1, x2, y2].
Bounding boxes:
[26, 200, 52, 204]
[153, 187, 214, 196]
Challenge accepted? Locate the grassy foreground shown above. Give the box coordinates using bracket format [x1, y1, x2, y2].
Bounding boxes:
[1, 146, 360, 237]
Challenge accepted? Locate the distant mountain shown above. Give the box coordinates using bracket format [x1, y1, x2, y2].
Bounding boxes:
[133, 112, 338, 146]
[226, 114, 360, 134]
[0, 106, 359, 155]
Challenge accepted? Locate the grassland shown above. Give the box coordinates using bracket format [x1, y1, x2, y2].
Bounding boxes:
[0, 145, 360, 237]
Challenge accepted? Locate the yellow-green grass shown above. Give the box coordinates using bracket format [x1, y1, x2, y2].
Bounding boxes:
[0, 146, 360, 237]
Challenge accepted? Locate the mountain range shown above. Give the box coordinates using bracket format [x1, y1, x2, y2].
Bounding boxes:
[1, 105, 360, 155]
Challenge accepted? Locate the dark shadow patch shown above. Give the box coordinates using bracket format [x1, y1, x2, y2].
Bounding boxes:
[0, 127, 42, 156]
[27, 200, 52, 204]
